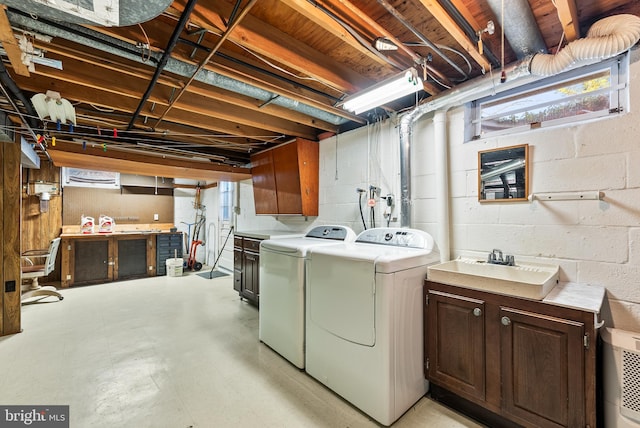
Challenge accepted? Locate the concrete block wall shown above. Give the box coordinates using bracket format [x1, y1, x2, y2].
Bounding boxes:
[236, 52, 640, 332]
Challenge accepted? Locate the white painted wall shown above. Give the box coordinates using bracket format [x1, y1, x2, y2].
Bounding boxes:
[236, 51, 640, 332]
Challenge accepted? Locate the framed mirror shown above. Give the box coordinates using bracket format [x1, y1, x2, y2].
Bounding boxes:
[478, 144, 528, 202]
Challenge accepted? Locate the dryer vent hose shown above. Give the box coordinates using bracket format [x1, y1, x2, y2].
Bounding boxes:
[530, 14, 640, 76]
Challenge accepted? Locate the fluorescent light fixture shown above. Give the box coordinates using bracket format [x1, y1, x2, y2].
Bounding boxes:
[342, 68, 423, 114]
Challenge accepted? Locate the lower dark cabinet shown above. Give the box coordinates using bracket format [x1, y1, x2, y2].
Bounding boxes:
[233, 236, 262, 306]
[425, 281, 598, 428]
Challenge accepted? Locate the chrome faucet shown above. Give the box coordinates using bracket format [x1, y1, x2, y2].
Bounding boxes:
[488, 249, 515, 266]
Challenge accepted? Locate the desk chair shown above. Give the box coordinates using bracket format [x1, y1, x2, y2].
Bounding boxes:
[21, 237, 63, 303]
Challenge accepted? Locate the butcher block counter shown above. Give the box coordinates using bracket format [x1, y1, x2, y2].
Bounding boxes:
[59, 223, 182, 287]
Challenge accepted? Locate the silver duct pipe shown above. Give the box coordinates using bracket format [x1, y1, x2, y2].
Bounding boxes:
[7, 11, 348, 126]
[486, 0, 547, 58]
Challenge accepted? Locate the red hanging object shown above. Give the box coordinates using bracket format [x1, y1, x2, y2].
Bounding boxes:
[113, 128, 118, 138]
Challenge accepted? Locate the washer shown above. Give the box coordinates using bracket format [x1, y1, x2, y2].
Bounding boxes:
[259, 225, 356, 369]
[305, 227, 439, 426]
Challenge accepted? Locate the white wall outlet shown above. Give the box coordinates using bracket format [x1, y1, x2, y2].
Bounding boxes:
[153, 213, 159, 221]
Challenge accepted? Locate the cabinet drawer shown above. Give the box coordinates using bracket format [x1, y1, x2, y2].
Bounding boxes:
[234, 237, 243, 248]
[243, 238, 261, 253]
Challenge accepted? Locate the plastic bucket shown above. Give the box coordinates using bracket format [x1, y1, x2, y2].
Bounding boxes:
[166, 258, 183, 277]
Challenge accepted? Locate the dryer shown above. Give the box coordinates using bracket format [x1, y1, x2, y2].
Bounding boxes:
[305, 228, 439, 426]
[259, 225, 356, 369]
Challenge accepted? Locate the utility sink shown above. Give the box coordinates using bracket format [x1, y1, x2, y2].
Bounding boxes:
[427, 258, 560, 300]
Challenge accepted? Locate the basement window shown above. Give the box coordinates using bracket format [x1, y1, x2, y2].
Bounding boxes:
[468, 53, 629, 140]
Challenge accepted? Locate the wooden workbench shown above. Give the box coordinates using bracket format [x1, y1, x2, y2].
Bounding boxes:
[59, 223, 180, 287]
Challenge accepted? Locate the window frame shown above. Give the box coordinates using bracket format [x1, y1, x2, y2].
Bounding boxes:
[467, 52, 629, 141]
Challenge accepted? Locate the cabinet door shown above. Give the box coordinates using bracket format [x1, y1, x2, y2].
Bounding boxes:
[233, 248, 242, 292]
[73, 239, 111, 284]
[251, 150, 278, 214]
[272, 142, 303, 214]
[427, 290, 486, 403]
[500, 307, 585, 428]
[242, 251, 260, 304]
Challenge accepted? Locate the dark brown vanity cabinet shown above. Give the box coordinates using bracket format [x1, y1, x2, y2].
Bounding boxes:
[233, 236, 261, 306]
[425, 281, 597, 428]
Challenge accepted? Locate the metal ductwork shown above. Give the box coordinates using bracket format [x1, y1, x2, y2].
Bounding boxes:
[485, 0, 547, 58]
[0, 0, 173, 27]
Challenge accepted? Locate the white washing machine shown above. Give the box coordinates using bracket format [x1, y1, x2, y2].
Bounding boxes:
[259, 225, 356, 369]
[305, 227, 439, 426]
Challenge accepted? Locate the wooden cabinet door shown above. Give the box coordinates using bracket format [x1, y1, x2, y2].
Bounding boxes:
[428, 290, 486, 403]
[500, 307, 585, 428]
[73, 239, 111, 284]
[233, 247, 242, 292]
[242, 251, 259, 304]
[251, 150, 278, 214]
[272, 142, 303, 214]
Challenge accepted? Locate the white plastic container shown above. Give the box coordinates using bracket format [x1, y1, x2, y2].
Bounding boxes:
[602, 327, 640, 427]
[166, 258, 183, 277]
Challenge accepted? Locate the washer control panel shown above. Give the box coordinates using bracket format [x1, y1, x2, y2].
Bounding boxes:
[356, 228, 434, 249]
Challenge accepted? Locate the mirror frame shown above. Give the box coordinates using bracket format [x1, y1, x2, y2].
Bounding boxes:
[478, 144, 529, 202]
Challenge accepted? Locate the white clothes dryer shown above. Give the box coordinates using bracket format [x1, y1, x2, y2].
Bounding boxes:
[259, 225, 356, 369]
[305, 228, 439, 426]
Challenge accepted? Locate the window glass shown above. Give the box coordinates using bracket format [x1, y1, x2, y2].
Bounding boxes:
[469, 53, 627, 139]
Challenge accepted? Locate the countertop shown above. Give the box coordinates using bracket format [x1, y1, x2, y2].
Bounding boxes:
[234, 229, 306, 240]
[543, 282, 606, 314]
[61, 230, 176, 238]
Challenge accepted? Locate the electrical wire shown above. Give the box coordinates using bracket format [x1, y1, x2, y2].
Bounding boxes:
[358, 190, 367, 230]
[137, 23, 151, 62]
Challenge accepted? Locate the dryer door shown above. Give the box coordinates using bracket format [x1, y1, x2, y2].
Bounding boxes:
[307, 252, 376, 346]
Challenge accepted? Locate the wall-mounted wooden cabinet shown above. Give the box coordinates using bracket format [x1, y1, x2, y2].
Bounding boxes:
[250, 138, 319, 216]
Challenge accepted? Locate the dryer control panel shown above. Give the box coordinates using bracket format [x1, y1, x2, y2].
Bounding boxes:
[356, 228, 435, 249]
[305, 226, 353, 241]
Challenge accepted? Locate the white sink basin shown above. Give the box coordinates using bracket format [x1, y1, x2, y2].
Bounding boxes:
[427, 258, 560, 300]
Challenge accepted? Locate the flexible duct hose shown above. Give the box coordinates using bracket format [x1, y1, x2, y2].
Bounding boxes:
[530, 14, 640, 76]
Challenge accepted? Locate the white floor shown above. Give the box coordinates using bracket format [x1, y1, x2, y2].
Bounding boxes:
[1, 272, 484, 427]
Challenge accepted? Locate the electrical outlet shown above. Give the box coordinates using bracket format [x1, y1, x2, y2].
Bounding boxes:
[5, 280, 16, 293]
[153, 213, 159, 221]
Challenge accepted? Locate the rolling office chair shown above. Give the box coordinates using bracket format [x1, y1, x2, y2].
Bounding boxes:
[21, 237, 63, 303]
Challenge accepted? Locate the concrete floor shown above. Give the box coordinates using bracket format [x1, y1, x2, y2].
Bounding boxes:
[0, 272, 484, 427]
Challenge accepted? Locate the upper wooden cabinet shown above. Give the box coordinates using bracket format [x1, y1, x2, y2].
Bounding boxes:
[250, 138, 319, 216]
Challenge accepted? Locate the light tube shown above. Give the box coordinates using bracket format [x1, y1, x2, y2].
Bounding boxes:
[342, 68, 423, 114]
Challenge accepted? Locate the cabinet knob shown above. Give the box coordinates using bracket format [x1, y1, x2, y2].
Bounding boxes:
[473, 307, 482, 317]
[501, 316, 511, 326]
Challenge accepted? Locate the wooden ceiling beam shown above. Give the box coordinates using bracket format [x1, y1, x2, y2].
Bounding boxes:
[48, 141, 252, 182]
[279, 0, 390, 67]
[553, 0, 580, 41]
[416, 0, 492, 72]
[169, 3, 368, 93]
[34, 38, 345, 132]
[316, 0, 442, 95]
[14, 75, 284, 147]
[16, 63, 318, 141]
[0, 5, 29, 76]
